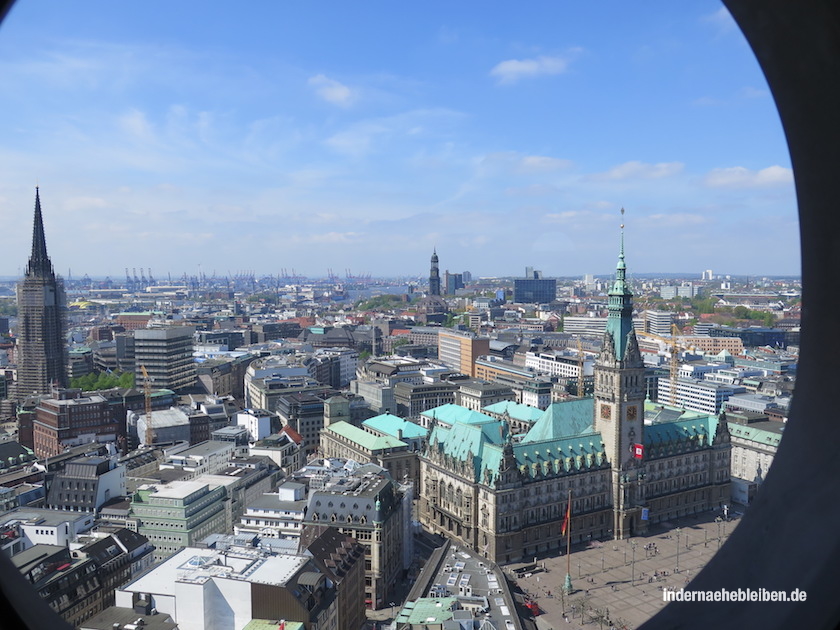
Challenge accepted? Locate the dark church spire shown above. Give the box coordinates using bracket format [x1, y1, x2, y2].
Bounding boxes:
[429, 248, 441, 296]
[26, 187, 55, 278]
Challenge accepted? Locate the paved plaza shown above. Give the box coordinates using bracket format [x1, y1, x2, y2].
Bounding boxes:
[511, 511, 741, 630]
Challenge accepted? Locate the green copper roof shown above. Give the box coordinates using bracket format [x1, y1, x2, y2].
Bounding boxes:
[395, 597, 458, 624]
[727, 422, 783, 447]
[325, 421, 408, 451]
[520, 399, 596, 443]
[421, 403, 497, 426]
[514, 434, 607, 476]
[483, 400, 544, 423]
[604, 217, 635, 361]
[363, 413, 428, 439]
[645, 416, 720, 451]
[427, 402, 608, 486]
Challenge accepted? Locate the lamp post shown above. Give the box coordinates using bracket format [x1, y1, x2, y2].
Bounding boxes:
[390, 602, 396, 620]
[675, 528, 682, 573]
[630, 541, 637, 585]
[715, 517, 723, 550]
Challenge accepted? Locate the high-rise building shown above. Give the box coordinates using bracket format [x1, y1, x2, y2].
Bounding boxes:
[15, 188, 67, 399]
[134, 326, 196, 392]
[443, 270, 464, 295]
[437, 328, 490, 377]
[429, 249, 441, 296]
[514, 275, 556, 304]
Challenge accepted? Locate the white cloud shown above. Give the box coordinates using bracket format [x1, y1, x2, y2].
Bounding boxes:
[302, 231, 363, 244]
[118, 108, 155, 142]
[503, 184, 557, 197]
[543, 210, 611, 225]
[474, 152, 572, 177]
[490, 51, 581, 85]
[692, 96, 724, 107]
[589, 161, 684, 181]
[702, 7, 737, 34]
[739, 86, 769, 99]
[518, 155, 573, 173]
[324, 124, 381, 157]
[308, 74, 356, 106]
[643, 213, 708, 227]
[703, 165, 793, 188]
[63, 196, 109, 212]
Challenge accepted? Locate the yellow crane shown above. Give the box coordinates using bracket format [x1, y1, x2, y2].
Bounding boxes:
[140, 365, 153, 447]
[670, 323, 681, 405]
[577, 337, 586, 398]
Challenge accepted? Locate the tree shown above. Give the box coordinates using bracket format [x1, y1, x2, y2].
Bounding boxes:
[70, 370, 134, 391]
[733, 305, 750, 319]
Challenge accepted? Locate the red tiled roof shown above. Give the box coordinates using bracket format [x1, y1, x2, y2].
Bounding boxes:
[280, 425, 303, 444]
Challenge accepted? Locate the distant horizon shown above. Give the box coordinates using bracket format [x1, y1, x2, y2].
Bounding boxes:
[0, 271, 803, 285]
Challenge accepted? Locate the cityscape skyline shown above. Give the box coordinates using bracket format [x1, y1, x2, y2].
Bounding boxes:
[0, 2, 798, 278]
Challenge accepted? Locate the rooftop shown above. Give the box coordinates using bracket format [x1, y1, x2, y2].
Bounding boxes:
[362, 413, 428, 440]
[122, 546, 311, 595]
[324, 421, 408, 452]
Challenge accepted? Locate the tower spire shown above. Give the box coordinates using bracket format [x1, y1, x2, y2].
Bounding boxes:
[429, 248, 441, 296]
[26, 187, 54, 278]
[604, 207, 634, 361]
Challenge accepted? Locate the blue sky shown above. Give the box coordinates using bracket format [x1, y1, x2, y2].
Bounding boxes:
[0, 2, 798, 280]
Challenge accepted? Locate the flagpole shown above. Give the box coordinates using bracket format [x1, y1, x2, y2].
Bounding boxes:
[563, 488, 573, 594]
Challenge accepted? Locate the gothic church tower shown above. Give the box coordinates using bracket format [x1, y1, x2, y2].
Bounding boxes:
[15, 188, 67, 399]
[429, 249, 441, 296]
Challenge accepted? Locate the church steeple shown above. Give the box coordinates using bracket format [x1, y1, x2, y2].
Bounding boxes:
[429, 248, 441, 296]
[26, 187, 55, 278]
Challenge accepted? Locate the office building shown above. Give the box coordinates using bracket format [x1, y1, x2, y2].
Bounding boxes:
[134, 327, 196, 392]
[438, 329, 490, 377]
[33, 389, 120, 458]
[46, 456, 126, 514]
[644, 310, 675, 336]
[128, 480, 228, 561]
[513, 272, 556, 304]
[299, 462, 406, 609]
[15, 188, 67, 399]
[115, 544, 339, 630]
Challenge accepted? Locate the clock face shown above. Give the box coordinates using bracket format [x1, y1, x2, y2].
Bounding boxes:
[600, 404, 611, 420]
[627, 406, 638, 421]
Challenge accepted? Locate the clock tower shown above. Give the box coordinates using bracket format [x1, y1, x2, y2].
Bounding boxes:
[593, 210, 646, 538]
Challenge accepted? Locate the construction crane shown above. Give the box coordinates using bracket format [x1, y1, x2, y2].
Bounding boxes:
[670, 323, 681, 406]
[140, 365, 153, 447]
[577, 337, 586, 398]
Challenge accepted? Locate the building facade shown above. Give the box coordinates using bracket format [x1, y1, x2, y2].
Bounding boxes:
[33, 390, 120, 458]
[418, 223, 731, 562]
[437, 329, 490, 377]
[134, 327, 197, 392]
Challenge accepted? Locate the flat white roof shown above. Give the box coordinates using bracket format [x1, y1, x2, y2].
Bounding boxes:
[123, 546, 310, 595]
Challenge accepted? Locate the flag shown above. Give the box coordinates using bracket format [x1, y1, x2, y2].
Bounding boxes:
[633, 444, 644, 459]
[561, 501, 571, 536]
